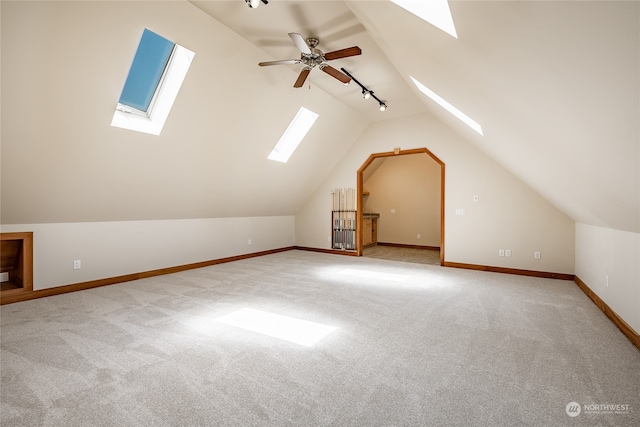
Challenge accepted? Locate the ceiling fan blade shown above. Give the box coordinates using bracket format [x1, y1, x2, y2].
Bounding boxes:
[320, 65, 351, 85]
[293, 68, 311, 88]
[288, 32, 312, 55]
[258, 59, 301, 67]
[324, 46, 362, 61]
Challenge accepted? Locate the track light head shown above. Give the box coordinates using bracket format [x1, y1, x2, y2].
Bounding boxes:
[246, 0, 260, 8]
[340, 67, 386, 111]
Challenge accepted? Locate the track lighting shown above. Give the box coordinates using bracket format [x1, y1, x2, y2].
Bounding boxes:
[341, 68, 387, 112]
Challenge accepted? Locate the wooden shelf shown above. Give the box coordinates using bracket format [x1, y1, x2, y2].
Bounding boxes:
[1, 232, 33, 296]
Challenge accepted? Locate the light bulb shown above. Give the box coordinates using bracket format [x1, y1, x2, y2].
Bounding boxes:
[363, 90, 371, 100]
[247, 0, 260, 8]
[379, 103, 387, 111]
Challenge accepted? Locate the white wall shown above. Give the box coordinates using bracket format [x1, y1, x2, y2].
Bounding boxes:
[1, 1, 362, 293]
[575, 223, 640, 333]
[296, 113, 575, 274]
[1, 216, 294, 291]
[0, 0, 367, 224]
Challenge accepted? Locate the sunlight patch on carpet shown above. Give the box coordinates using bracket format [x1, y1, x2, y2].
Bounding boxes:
[215, 308, 337, 347]
[341, 269, 409, 282]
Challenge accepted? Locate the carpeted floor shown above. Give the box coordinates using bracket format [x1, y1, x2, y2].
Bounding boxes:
[1, 250, 638, 426]
[363, 245, 440, 265]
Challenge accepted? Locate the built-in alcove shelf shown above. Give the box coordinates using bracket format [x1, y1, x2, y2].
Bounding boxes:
[1, 232, 33, 295]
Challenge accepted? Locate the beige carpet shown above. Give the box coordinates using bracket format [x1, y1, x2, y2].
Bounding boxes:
[363, 245, 440, 265]
[1, 250, 638, 426]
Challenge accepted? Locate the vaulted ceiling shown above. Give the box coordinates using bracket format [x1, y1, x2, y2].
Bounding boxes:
[192, 0, 639, 234]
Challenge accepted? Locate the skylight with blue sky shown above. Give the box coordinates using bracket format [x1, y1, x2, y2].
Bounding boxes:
[118, 29, 175, 113]
[111, 28, 194, 136]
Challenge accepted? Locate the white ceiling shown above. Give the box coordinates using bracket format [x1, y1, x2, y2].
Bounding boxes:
[190, 0, 428, 122]
[191, 0, 639, 234]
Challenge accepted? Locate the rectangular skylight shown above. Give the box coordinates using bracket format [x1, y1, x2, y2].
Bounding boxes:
[111, 29, 194, 136]
[268, 107, 319, 163]
[119, 29, 175, 113]
[216, 308, 336, 347]
[410, 76, 483, 135]
[391, 0, 458, 38]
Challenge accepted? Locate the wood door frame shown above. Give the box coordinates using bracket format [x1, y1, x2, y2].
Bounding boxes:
[356, 148, 445, 265]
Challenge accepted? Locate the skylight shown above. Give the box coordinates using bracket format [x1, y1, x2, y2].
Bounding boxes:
[268, 107, 319, 163]
[216, 308, 337, 347]
[410, 76, 483, 135]
[111, 29, 194, 136]
[118, 29, 174, 113]
[390, 0, 458, 38]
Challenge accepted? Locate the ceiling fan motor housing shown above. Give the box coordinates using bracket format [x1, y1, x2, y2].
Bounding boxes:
[258, 32, 361, 88]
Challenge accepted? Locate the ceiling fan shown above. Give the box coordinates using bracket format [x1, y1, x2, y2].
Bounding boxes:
[259, 33, 362, 88]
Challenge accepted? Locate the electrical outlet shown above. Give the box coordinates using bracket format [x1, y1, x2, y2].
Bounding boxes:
[73, 260, 81, 270]
[505, 249, 512, 257]
[417, 234, 421, 239]
[534, 251, 541, 260]
[0, 272, 9, 283]
[456, 208, 466, 216]
[248, 239, 252, 246]
[499, 249, 505, 257]
[605, 275, 609, 288]
[390, 208, 396, 213]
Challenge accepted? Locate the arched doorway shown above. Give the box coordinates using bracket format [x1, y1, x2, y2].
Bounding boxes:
[357, 148, 445, 265]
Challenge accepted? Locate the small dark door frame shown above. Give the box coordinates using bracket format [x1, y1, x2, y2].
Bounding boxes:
[356, 148, 445, 265]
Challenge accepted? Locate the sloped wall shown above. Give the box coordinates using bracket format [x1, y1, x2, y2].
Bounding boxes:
[0, 1, 367, 291]
[296, 113, 575, 275]
[0, 1, 367, 224]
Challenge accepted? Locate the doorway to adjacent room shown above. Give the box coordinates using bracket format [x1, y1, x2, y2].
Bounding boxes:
[357, 148, 445, 265]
